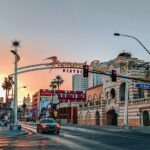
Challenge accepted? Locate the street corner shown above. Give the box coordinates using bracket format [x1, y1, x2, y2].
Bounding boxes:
[0, 127, 28, 138]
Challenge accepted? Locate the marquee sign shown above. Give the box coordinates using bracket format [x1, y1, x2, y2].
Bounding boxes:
[45, 56, 107, 73]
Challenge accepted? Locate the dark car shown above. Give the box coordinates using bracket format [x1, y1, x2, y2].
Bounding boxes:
[37, 118, 60, 134]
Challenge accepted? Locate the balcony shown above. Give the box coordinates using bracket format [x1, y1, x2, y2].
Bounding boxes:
[119, 97, 150, 107]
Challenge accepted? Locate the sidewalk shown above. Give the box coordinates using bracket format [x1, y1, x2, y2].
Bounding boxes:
[131, 126, 150, 134]
[0, 126, 28, 138]
[62, 124, 150, 135]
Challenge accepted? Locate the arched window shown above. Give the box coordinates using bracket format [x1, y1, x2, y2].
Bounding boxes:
[143, 111, 150, 126]
[93, 94, 98, 100]
[119, 82, 126, 101]
[95, 111, 100, 125]
[110, 88, 116, 99]
[106, 91, 109, 100]
[88, 95, 92, 101]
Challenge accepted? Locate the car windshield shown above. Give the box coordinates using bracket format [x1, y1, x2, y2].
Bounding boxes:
[41, 119, 56, 124]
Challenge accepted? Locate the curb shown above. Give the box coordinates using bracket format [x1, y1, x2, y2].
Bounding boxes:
[0, 130, 28, 138]
[62, 125, 150, 137]
[17, 131, 29, 137]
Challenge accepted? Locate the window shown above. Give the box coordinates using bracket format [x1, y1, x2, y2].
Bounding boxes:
[147, 89, 150, 97]
[138, 89, 144, 98]
[106, 92, 109, 100]
[110, 88, 116, 99]
[41, 118, 55, 123]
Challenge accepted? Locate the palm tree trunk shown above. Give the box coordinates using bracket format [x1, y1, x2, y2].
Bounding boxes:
[5, 90, 7, 103]
[6, 90, 9, 104]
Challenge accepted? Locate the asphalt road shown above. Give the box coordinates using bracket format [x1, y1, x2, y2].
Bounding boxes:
[0, 126, 150, 150]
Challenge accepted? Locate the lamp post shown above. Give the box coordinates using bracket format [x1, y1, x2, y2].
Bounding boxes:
[10, 40, 21, 130]
[113, 33, 148, 130]
[114, 33, 150, 55]
[11, 85, 26, 124]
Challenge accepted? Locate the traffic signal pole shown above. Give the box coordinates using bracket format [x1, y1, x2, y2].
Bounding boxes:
[90, 70, 150, 83]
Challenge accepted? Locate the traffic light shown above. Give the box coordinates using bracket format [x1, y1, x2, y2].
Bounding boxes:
[111, 70, 117, 82]
[83, 65, 89, 77]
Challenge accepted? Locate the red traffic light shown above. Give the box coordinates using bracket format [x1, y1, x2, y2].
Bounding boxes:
[111, 70, 117, 82]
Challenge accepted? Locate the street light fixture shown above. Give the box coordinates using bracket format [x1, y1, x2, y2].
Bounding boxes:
[18, 86, 27, 89]
[114, 33, 150, 55]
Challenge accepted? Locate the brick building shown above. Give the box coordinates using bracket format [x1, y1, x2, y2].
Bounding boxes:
[78, 84, 105, 125]
[78, 53, 150, 127]
[32, 89, 86, 123]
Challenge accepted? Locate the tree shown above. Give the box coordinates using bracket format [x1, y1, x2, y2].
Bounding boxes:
[54, 75, 64, 90]
[2, 76, 14, 104]
[50, 80, 57, 90]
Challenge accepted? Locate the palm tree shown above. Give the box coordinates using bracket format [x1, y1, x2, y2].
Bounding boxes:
[2, 76, 14, 104]
[49, 80, 57, 117]
[52, 75, 64, 121]
[50, 80, 57, 90]
[54, 75, 64, 90]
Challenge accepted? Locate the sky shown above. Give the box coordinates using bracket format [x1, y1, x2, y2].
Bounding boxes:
[0, 0, 150, 105]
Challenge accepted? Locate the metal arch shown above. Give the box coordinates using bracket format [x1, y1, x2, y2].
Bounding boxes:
[17, 62, 53, 70]
[10, 63, 150, 83]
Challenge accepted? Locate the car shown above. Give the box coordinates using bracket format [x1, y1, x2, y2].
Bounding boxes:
[37, 118, 60, 134]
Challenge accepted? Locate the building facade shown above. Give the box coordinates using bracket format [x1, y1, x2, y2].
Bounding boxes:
[72, 74, 88, 91]
[78, 84, 105, 125]
[78, 53, 150, 127]
[32, 89, 86, 123]
[88, 62, 107, 88]
[21, 94, 32, 120]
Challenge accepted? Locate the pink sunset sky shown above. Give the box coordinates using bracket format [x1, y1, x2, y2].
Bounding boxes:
[0, 0, 150, 105]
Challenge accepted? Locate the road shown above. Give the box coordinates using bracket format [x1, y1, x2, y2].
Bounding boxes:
[0, 125, 150, 150]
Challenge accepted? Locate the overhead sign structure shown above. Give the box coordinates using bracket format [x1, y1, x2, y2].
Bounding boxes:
[135, 83, 150, 89]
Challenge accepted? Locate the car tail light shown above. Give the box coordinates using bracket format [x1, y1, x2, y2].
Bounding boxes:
[41, 124, 47, 128]
[56, 124, 60, 128]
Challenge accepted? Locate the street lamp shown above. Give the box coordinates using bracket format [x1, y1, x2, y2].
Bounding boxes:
[10, 40, 21, 131]
[114, 33, 150, 55]
[11, 85, 27, 123]
[113, 33, 150, 130]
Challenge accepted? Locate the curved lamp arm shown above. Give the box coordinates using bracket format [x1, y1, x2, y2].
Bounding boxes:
[114, 33, 150, 55]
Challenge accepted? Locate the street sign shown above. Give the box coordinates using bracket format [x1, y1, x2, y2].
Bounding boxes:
[135, 83, 150, 89]
[54, 111, 58, 117]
